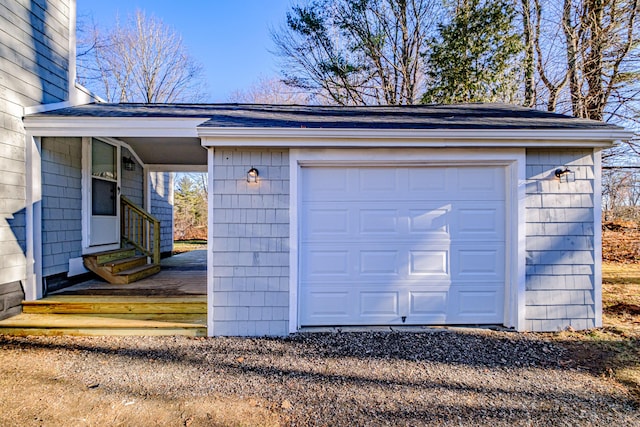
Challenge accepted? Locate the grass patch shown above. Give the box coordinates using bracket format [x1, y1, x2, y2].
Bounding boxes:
[173, 239, 207, 254]
[551, 261, 640, 402]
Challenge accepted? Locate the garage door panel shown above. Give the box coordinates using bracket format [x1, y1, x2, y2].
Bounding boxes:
[299, 165, 506, 327]
[408, 250, 449, 276]
[455, 203, 505, 240]
[305, 208, 350, 235]
[360, 250, 400, 275]
[408, 208, 450, 234]
[452, 244, 505, 280]
[407, 168, 448, 193]
[359, 209, 400, 234]
[357, 168, 400, 193]
[302, 291, 352, 319]
[455, 167, 505, 200]
[360, 292, 399, 316]
[302, 168, 348, 199]
[410, 291, 448, 316]
[304, 250, 351, 277]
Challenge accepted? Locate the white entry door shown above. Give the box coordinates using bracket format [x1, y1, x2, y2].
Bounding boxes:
[299, 165, 506, 326]
[89, 139, 120, 247]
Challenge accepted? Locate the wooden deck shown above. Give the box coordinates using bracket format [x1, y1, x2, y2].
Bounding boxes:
[0, 251, 208, 336]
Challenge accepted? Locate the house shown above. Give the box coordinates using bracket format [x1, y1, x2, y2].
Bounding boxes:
[0, 0, 175, 318]
[23, 103, 633, 336]
[3, 0, 634, 336]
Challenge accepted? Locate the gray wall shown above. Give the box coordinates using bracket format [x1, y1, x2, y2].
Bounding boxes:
[0, 0, 71, 318]
[150, 171, 174, 255]
[41, 136, 82, 278]
[525, 149, 597, 331]
[120, 147, 144, 206]
[210, 149, 290, 336]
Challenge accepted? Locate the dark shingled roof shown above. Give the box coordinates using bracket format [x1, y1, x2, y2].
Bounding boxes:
[30, 102, 623, 131]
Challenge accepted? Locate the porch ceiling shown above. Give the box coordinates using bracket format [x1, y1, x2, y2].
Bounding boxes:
[120, 137, 206, 166]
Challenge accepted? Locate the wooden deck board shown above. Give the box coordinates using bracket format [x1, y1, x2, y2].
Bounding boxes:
[0, 313, 206, 329]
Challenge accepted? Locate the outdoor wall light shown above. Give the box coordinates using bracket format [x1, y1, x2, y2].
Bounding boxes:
[555, 167, 574, 183]
[122, 156, 136, 171]
[247, 167, 259, 183]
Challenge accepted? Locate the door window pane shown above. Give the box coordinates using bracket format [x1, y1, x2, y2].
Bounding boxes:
[92, 139, 117, 180]
[92, 178, 117, 216]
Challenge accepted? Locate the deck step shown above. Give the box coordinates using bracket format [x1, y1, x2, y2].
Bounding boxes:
[103, 255, 147, 273]
[7, 296, 208, 336]
[22, 296, 207, 315]
[0, 314, 206, 337]
[94, 248, 136, 264]
[83, 250, 160, 284]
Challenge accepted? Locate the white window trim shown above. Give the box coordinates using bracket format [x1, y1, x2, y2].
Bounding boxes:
[289, 148, 527, 332]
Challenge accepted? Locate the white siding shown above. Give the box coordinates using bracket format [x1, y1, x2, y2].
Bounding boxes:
[0, 0, 71, 318]
[525, 149, 597, 331]
[210, 149, 289, 336]
[41, 137, 82, 277]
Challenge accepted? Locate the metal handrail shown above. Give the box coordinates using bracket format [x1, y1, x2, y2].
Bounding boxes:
[120, 196, 161, 265]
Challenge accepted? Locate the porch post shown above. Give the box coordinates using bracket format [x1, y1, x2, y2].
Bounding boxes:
[25, 135, 43, 300]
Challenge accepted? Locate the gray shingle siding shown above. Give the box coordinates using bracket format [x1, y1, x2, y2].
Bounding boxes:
[210, 149, 290, 336]
[120, 148, 143, 206]
[41, 137, 81, 278]
[525, 149, 597, 331]
[0, 0, 70, 318]
[150, 172, 174, 255]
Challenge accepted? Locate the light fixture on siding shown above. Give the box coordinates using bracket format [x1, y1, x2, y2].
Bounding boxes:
[122, 156, 136, 171]
[555, 167, 574, 183]
[247, 167, 259, 183]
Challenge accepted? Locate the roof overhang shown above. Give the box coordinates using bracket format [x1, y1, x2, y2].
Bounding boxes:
[198, 127, 635, 148]
[23, 116, 207, 138]
[23, 114, 634, 150]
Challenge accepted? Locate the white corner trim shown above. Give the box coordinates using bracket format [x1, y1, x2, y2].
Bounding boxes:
[594, 149, 603, 328]
[207, 147, 215, 337]
[514, 153, 527, 331]
[288, 151, 300, 334]
[25, 135, 42, 301]
[288, 148, 527, 333]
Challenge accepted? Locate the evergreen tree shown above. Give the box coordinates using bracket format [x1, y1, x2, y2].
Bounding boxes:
[421, 0, 522, 104]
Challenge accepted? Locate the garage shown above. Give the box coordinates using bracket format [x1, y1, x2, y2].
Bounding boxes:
[299, 164, 507, 326]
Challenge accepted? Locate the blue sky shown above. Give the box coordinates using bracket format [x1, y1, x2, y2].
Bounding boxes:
[77, 1, 295, 102]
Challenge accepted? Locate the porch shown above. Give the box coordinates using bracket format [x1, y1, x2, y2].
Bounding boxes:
[0, 251, 207, 336]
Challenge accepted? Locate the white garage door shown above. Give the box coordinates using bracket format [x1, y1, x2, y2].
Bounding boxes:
[299, 165, 506, 326]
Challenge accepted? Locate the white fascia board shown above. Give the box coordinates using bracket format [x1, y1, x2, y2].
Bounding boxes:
[145, 164, 208, 172]
[23, 117, 208, 138]
[198, 127, 633, 148]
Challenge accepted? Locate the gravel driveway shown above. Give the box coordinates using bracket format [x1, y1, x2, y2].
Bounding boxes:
[0, 329, 637, 426]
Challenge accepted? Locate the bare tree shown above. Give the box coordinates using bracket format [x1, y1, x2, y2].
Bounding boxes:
[272, 0, 442, 105]
[78, 10, 207, 103]
[228, 75, 312, 104]
[521, 0, 639, 124]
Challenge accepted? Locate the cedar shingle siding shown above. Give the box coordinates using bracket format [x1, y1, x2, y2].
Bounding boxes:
[41, 137, 82, 278]
[525, 149, 597, 330]
[0, 0, 70, 319]
[210, 149, 290, 336]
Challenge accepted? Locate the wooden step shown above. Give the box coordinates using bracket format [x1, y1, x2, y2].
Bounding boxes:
[0, 313, 207, 337]
[103, 255, 147, 273]
[115, 264, 162, 283]
[83, 254, 160, 285]
[91, 248, 136, 264]
[22, 296, 207, 315]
